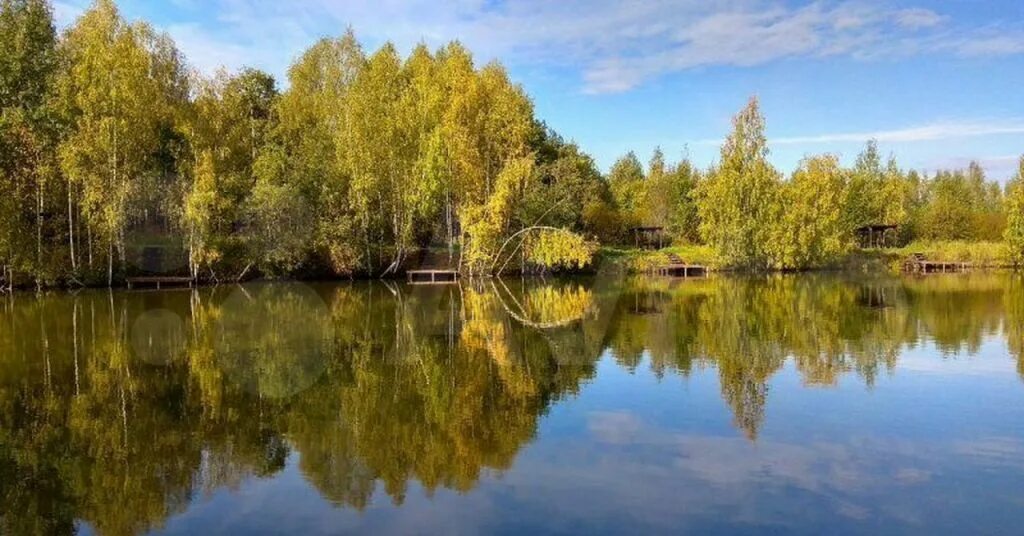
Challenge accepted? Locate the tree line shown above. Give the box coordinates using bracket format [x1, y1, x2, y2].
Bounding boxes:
[2, 0, 1022, 289]
[0, 0, 604, 289]
[607, 98, 1024, 270]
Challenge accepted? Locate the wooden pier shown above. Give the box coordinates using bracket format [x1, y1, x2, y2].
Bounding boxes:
[657, 264, 707, 277]
[903, 254, 971, 274]
[655, 254, 707, 278]
[126, 276, 194, 289]
[407, 269, 459, 285]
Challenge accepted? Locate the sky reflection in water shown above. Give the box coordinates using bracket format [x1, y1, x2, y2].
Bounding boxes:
[1, 273, 1023, 535]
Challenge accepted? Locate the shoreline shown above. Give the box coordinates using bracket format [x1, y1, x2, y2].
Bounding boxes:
[3, 247, 1018, 294]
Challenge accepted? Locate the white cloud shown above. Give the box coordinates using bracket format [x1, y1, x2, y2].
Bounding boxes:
[583, 4, 852, 93]
[687, 121, 1024, 181]
[691, 120, 1024, 148]
[954, 35, 1024, 57]
[769, 120, 1024, 145]
[54, 0, 1024, 94]
[507, 413, 1010, 530]
[952, 437, 1024, 468]
[894, 8, 946, 30]
[926, 155, 1024, 182]
[588, 411, 644, 444]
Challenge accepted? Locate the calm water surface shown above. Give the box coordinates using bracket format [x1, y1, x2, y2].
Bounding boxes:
[2, 273, 1023, 535]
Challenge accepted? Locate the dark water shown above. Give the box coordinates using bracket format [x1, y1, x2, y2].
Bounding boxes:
[2, 272, 1023, 535]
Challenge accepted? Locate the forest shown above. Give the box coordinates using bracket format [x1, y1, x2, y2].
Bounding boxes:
[2, 0, 1023, 289]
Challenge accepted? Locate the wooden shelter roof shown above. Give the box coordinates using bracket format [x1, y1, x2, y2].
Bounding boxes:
[855, 224, 899, 233]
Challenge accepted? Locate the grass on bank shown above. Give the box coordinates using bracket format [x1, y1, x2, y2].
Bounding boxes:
[889, 241, 1014, 267]
[602, 240, 1016, 274]
[599, 245, 720, 273]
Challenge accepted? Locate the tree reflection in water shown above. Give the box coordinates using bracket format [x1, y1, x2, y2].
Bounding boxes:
[0, 273, 1021, 534]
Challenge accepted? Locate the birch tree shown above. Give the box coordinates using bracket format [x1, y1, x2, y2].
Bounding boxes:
[0, 0, 59, 286]
[694, 97, 781, 269]
[608, 151, 645, 234]
[57, 0, 186, 285]
[274, 32, 364, 274]
[773, 155, 852, 269]
[182, 67, 276, 278]
[1006, 157, 1024, 265]
[340, 43, 408, 274]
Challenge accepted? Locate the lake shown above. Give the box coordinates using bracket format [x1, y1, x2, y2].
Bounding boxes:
[1, 271, 1023, 535]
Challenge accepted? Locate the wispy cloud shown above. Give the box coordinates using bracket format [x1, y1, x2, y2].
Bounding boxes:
[894, 8, 947, 30]
[691, 120, 1024, 147]
[926, 155, 1023, 181]
[165, 23, 254, 75]
[684, 121, 1024, 180]
[770, 120, 1024, 145]
[953, 35, 1024, 57]
[54, 1, 1024, 94]
[576, 3, 1022, 93]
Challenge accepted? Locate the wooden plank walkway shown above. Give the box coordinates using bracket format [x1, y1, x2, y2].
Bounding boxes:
[903, 254, 972, 274]
[407, 269, 459, 285]
[655, 254, 707, 278]
[126, 276, 194, 289]
[916, 261, 971, 273]
[656, 264, 707, 277]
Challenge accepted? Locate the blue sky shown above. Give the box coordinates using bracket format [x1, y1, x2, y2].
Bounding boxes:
[54, 0, 1024, 180]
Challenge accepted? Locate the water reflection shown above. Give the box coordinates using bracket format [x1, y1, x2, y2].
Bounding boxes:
[0, 273, 1021, 534]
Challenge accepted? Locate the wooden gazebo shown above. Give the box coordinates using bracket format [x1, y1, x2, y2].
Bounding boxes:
[629, 226, 667, 250]
[855, 224, 898, 248]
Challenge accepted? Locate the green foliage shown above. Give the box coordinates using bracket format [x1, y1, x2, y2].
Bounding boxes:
[0, 0, 59, 285]
[608, 244, 718, 272]
[916, 163, 1005, 242]
[246, 147, 313, 274]
[0, 0, 56, 109]
[462, 153, 597, 274]
[622, 111, 1015, 271]
[522, 124, 608, 234]
[340, 43, 409, 272]
[331, 39, 537, 275]
[3, 2, 585, 285]
[1004, 158, 1024, 264]
[56, 0, 188, 283]
[664, 157, 701, 243]
[182, 150, 222, 269]
[694, 97, 781, 270]
[642, 148, 668, 226]
[772, 154, 854, 269]
[844, 140, 885, 230]
[602, 147, 701, 245]
[461, 157, 534, 271]
[524, 228, 597, 270]
[608, 151, 645, 232]
[272, 32, 363, 274]
[182, 67, 278, 278]
[894, 240, 1012, 267]
[581, 198, 623, 244]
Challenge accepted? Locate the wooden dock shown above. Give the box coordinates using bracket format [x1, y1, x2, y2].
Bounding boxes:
[656, 264, 707, 277]
[126, 276, 194, 289]
[655, 254, 707, 278]
[407, 269, 459, 285]
[903, 254, 971, 274]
